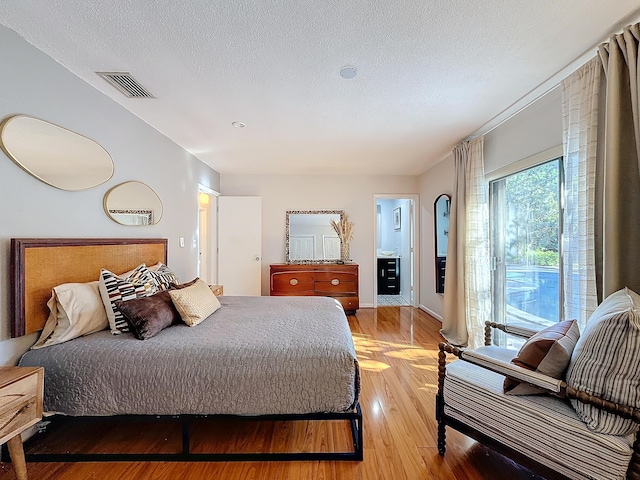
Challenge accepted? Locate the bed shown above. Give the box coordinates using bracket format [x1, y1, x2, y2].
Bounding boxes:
[10, 238, 362, 462]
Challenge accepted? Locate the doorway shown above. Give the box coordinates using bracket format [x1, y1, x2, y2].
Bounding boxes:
[373, 195, 419, 308]
[197, 186, 218, 284]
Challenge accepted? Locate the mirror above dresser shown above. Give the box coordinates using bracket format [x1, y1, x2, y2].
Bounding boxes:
[285, 210, 343, 263]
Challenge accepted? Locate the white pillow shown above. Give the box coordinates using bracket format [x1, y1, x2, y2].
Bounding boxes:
[32, 281, 108, 349]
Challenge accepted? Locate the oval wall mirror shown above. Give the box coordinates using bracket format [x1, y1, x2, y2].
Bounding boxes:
[434, 194, 450, 294]
[0, 115, 114, 191]
[104, 181, 163, 226]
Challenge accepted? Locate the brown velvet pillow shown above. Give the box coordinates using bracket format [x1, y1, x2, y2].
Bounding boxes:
[504, 319, 580, 395]
[115, 290, 181, 340]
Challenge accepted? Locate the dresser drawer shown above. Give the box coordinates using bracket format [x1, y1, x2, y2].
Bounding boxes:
[315, 280, 357, 294]
[315, 271, 357, 283]
[335, 296, 359, 313]
[271, 271, 315, 294]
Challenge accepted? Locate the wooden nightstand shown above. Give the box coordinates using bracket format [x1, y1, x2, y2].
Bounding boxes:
[209, 285, 224, 296]
[0, 367, 44, 480]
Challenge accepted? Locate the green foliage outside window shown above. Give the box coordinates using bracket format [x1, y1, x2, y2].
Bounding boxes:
[504, 161, 559, 267]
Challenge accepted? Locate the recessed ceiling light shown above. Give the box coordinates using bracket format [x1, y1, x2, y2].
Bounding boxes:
[340, 65, 357, 79]
[232, 121, 245, 128]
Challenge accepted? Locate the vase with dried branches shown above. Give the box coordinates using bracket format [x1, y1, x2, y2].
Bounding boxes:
[330, 213, 354, 262]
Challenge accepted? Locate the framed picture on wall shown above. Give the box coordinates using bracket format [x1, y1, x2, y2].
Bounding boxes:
[393, 207, 401, 230]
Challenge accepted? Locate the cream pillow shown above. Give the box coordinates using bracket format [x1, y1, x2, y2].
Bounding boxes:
[168, 278, 221, 326]
[32, 281, 108, 349]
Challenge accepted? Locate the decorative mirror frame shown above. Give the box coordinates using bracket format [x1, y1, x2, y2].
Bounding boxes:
[434, 194, 450, 294]
[104, 181, 163, 226]
[0, 114, 114, 191]
[285, 210, 344, 264]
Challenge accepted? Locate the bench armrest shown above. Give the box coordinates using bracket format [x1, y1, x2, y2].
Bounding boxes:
[461, 348, 562, 393]
[484, 321, 542, 345]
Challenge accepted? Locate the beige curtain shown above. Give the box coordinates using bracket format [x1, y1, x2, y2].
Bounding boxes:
[441, 136, 491, 349]
[561, 57, 601, 329]
[596, 23, 640, 298]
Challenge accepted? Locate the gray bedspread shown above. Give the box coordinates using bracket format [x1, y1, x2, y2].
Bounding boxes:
[19, 296, 360, 416]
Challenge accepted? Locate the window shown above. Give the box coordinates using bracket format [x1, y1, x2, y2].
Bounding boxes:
[490, 158, 563, 341]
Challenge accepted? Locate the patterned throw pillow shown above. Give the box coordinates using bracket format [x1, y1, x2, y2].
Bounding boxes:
[566, 287, 640, 435]
[504, 319, 580, 395]
[147, 263, 180, 291]
[168, 278, 221, 327]
[98, 265, 157, 334]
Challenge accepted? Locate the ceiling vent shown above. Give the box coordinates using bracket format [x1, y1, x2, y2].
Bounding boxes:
[96, 72, 155, 98]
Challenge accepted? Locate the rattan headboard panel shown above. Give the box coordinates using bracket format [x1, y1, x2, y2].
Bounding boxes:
[11, 238, 168, 337]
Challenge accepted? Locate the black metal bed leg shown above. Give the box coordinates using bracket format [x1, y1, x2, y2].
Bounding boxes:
[182, 417, 190, 455]
[350, 403, 364, 460]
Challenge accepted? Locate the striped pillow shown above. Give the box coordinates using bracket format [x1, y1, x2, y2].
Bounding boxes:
[147, 263, 180, 291]
[98, 265, 157, 334]
[566, 287, 640, 435]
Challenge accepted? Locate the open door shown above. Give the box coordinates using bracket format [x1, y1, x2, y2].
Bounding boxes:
[218, 196, 262, 296]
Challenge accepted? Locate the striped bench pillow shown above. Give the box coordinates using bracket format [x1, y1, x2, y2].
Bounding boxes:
[566, 287, 640, 435]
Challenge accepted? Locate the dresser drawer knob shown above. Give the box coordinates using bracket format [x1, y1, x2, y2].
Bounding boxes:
[331, 279, 340, 286]
[289, 278, 299, 286]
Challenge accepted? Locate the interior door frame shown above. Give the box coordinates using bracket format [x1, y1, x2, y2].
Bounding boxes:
[373, 194, 420, 308]
[197, 184, 219, 284]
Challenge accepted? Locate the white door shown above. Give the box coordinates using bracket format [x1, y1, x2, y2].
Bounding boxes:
[218, 196, 262, 296]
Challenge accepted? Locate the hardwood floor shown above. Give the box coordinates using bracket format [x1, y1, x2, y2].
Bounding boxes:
[2, 307, 547, 480]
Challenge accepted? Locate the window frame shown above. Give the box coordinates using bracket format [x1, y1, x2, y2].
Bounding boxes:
[488, 151, 565, 334]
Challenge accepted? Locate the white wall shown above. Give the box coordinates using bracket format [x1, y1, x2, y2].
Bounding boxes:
[484, 87, 562, 175]
[221, 174, 419, 306]
[418, 156, 455, 319]
[0, 26, 220, 364]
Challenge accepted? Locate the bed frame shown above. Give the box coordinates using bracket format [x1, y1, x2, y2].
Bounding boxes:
[9, 238, 363, 462]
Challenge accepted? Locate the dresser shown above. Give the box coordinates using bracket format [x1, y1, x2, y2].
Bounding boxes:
[377, 257, 400, 295]
[1, 366, 44, 480]
[270, 263, 359, 314]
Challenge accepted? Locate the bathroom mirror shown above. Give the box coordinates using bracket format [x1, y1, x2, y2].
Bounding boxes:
[104, 181, 163, 226]
[285, 210, 343, 263]
[0, 115, 114, 191]
[434, 194, 450, 294]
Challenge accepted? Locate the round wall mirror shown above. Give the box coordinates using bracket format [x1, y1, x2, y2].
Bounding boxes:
[104, 181, 163, 226]
[0, 115, 114, 191]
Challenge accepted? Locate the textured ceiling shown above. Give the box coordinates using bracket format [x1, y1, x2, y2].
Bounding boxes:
[1, 1, 639, 175]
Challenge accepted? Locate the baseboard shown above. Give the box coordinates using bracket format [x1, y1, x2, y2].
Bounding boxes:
[419, 304, 442, 321]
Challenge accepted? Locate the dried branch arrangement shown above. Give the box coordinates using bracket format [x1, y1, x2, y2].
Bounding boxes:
[330, 213, 354, 243]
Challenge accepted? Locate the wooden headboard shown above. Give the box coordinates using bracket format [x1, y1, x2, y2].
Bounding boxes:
[10, 238, 168, 337]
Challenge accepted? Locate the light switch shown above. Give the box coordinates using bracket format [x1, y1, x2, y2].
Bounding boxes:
[179, 237, 185, 248]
